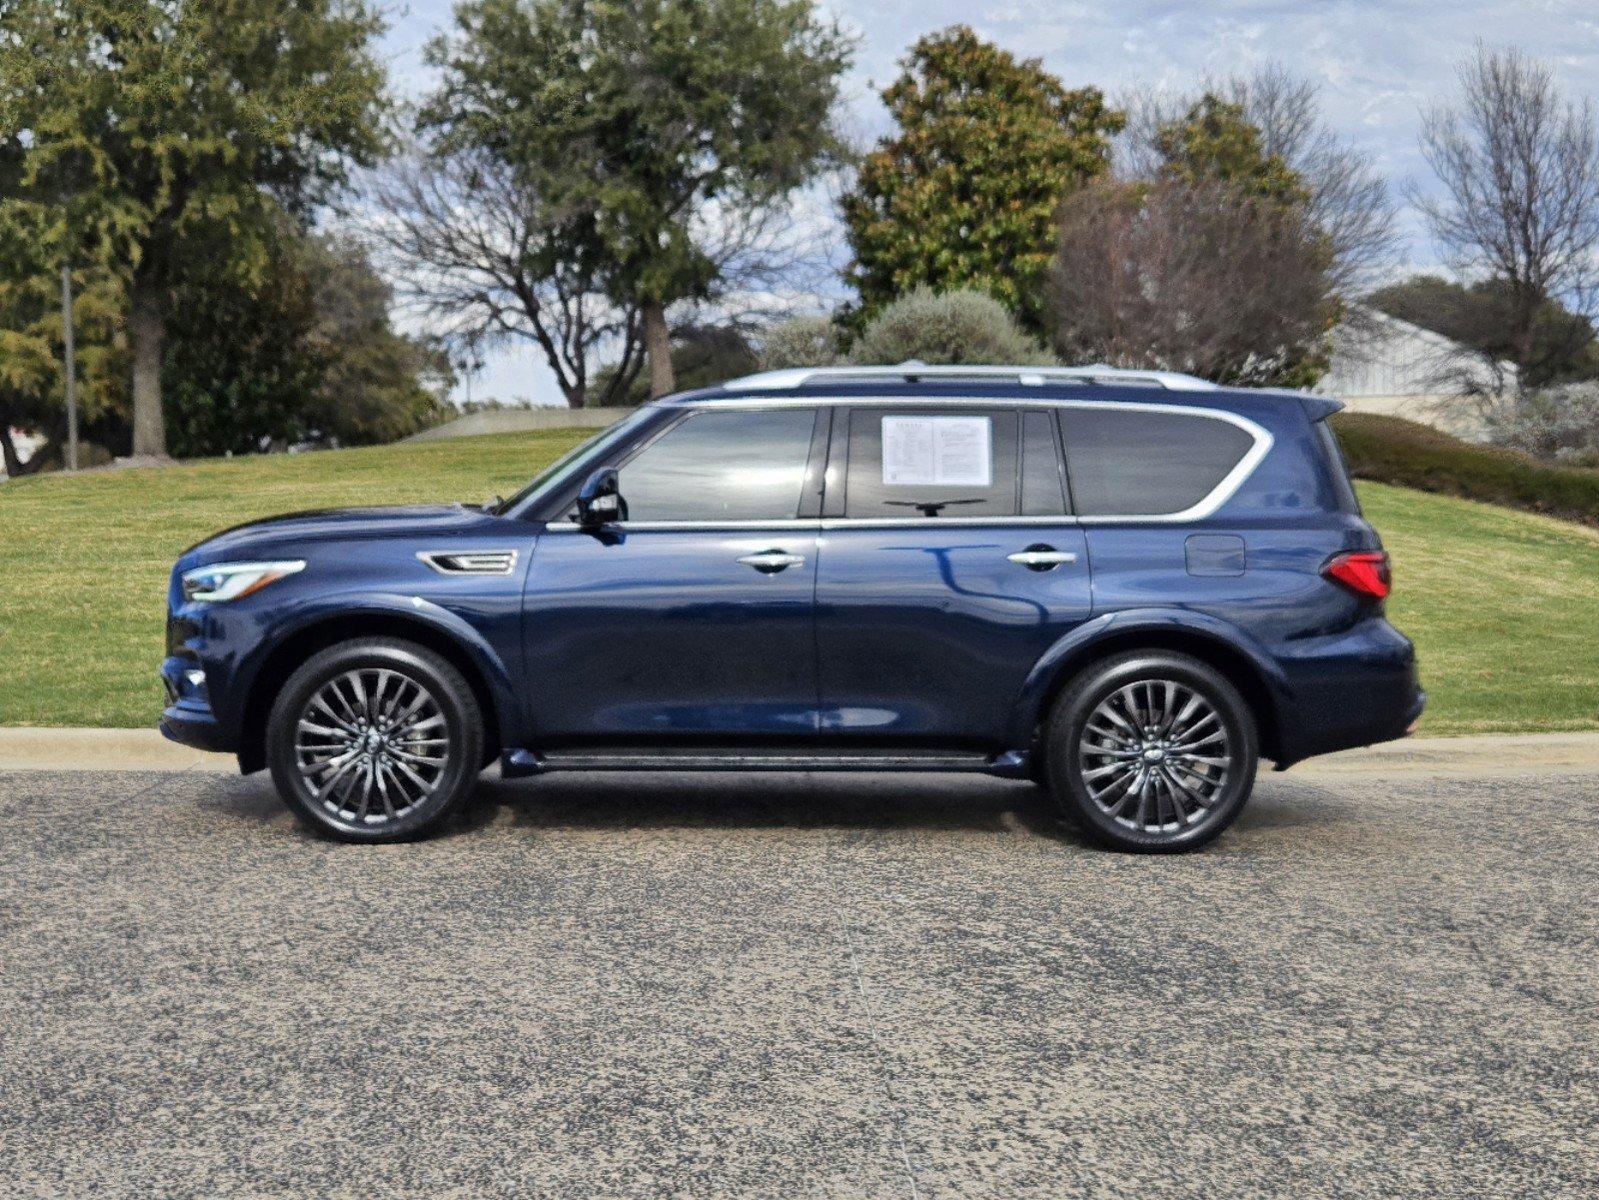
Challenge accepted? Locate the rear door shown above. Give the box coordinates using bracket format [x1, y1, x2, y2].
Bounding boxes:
[1059, 402, 1273, 620]
[813, 404, 1092, 745]
[522, 405, 827, 742]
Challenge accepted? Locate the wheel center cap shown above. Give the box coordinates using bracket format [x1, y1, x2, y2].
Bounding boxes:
[365, 731, 385, 753]
[1143, 747, 1166, 763]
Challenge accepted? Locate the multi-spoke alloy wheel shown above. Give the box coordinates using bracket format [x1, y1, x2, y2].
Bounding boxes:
[294, 668, 451, 828]
[267, 638, 483, 842]
[1045, 651, 1258, 853]
[1078, 680, 1231, 835]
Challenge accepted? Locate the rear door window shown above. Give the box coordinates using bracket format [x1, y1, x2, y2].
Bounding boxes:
[1021, 410, 1069, 515]
[843, 408, 1026, 518]
[1059, 407, 1256, 517]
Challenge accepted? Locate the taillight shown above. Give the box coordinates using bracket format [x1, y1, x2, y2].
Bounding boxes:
[1322, 551, 1391, 601]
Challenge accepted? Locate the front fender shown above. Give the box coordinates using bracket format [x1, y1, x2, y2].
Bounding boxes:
[1006, 608, 1293, 747]
[228, 593, 528, 748]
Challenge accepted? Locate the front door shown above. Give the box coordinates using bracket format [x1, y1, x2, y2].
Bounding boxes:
[814, 405, 1093, 745]
[522, 406, 825, 743]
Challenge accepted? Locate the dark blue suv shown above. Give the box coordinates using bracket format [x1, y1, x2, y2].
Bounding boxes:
[162, 365, 1423, 851]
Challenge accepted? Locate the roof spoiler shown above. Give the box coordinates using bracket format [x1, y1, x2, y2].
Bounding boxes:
[1300, 395, 1345, 422]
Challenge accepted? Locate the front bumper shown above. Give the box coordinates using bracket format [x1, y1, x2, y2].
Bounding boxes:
[158, 655, 234, 753]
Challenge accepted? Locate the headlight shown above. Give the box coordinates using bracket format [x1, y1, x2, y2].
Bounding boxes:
[181, 560, 305, 603]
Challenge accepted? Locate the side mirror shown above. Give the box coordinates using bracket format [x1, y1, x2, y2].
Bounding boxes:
[575, 467, 625, 531]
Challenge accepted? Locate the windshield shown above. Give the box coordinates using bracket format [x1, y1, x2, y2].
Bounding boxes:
[492, 409, 659, 517]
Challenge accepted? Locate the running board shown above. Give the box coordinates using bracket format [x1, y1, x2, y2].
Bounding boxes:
[501, 747, 1032, 779]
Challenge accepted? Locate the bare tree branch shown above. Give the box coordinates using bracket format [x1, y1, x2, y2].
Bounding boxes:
[1120, 65, 1401, 306]
[673, 176, 849, 332]
[1050, 177, 1336, 385]
[358, 144, 642, 408]
[1413, 43, 1599, 374]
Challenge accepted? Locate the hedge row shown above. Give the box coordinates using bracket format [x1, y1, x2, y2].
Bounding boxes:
[1331, 411, 1599, 528]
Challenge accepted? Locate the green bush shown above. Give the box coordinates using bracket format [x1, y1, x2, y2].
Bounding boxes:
[1332, 411, 1599, 527]
[851, 287, 1054, 367]
[757, 314, 847, 370]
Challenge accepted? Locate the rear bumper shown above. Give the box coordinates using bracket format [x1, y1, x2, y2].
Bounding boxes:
[1272, 618, 1424, 765]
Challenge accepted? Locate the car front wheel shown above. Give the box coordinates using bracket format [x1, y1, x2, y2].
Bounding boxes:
[1044, 651, 1258, 853]
[266, 637, 484, 842]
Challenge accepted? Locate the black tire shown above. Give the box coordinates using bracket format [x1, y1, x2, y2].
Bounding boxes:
[266, 637, 484, 842]
[1043, 651, 1258, 853]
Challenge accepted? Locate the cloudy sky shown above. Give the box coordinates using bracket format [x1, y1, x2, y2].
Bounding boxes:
[378, 1, 1599, 404]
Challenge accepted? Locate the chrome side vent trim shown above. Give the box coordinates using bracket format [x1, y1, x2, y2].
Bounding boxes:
[416, 550, 519, 576]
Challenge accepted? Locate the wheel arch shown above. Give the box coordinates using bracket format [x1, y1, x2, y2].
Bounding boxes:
[236, 606, 514, 774]
[1013, 612, 1290, 764]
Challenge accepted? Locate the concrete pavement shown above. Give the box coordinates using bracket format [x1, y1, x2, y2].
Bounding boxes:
[1, 759, 1596, 1197]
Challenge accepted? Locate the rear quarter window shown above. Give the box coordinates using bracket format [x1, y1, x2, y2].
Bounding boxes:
[1059, 407, 1257, 517]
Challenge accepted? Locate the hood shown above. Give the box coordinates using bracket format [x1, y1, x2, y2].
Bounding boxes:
[184, 504, 502, 561]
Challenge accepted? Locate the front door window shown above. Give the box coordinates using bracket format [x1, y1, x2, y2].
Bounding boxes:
[619, 408, 818, 522]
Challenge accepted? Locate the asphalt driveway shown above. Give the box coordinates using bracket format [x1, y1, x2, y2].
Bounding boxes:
[1, 763, 1595, 1198]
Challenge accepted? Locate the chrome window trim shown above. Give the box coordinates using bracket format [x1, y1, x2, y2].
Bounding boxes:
[545, 520, 827, 532]
[545, 517, 1084, 532]
[416, 549, 520, 576]
[552, 396, 1273, 527]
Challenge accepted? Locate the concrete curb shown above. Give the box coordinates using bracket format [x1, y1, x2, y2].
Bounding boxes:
[1286, 730, 1599, 779]
[0, 728, 236, 773]
[3, 727, 1599, 777]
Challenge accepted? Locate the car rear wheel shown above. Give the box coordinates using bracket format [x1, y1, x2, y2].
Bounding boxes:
[1044, 651, 1258, 853]
[266, 638, 484, 842]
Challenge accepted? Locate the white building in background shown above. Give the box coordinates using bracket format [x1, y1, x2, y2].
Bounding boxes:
[1315, 304, 1517, 440]
[1, 427, 45, 478]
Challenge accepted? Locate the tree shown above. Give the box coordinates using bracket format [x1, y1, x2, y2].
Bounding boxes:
[0, 0, 390, 457]
[593, 323, 760, 405]
[0, 198, 124, 474]
[1368, 275, 1599, 388]
[1048, 77, 1344, 387]
[1415, 44, 1599, 377]
[1154, 96, 1310, 208]
[421, 0, 853, 398]
[842, 26, 1122, 334]
[299, 234, 452, 446]
[367, 144, 645, 410]
[1122, 65, 1400, 300]
[1049, 177, 1335, 386]
[161, 228, 325, 457]
[851, 288, 1052, 366]
[163, 224, 448, 456]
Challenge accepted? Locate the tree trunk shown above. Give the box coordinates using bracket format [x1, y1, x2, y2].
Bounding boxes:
[129, 278, 168, 458]
[642, 300, 674, 398]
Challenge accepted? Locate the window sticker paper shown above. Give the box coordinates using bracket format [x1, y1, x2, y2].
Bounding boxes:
[881, 416, 992, 487]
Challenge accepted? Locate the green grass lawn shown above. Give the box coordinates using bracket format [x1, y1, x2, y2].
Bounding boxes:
[1, 432, 1595, 735]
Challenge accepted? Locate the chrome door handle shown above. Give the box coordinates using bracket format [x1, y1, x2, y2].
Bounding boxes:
[737, 550, 806, 574]
[1007, 547, 1077, 571]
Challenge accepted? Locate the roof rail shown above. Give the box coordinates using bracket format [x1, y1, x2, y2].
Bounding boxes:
[723, 363, 1218, 393]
